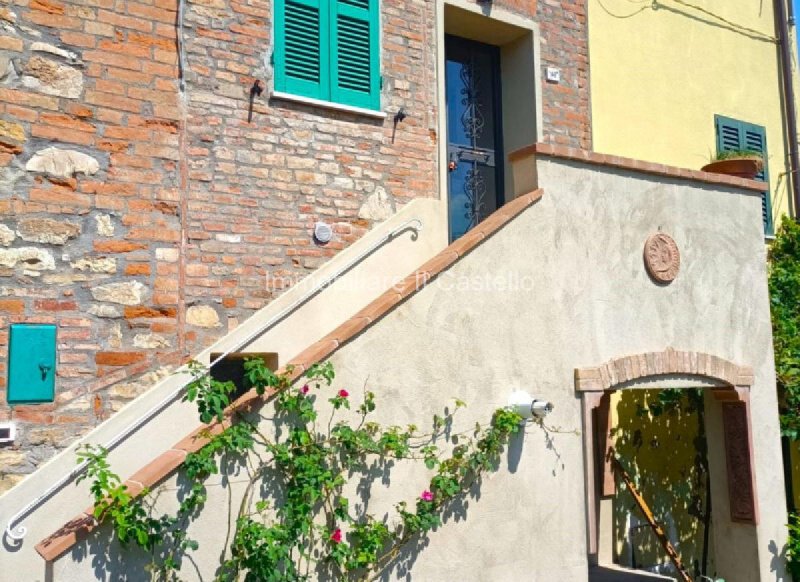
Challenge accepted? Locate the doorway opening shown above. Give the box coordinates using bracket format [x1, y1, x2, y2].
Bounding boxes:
[445, 35, 504, 242]
[441, 3, 540, 241]
[577, 350, 759, 582]
[596, 389, 719, 582]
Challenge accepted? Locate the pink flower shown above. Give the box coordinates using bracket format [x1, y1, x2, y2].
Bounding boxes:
[300, 384, 309, 395]
[338, 389, 349, 398]
[330, 528, 342, 544]
[420, 490, 433, 502]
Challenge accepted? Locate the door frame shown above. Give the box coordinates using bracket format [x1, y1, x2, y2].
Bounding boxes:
[575, 349, 759, 570]
[444, 34, 505, 242]
[436, 0, 544, 244]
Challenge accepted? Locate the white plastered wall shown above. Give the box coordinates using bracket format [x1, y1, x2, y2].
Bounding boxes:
[24, 158, 787, 581]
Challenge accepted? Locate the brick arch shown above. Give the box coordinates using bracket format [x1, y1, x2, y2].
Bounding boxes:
[574, 348, 754, 396]
[575, 348, 758, 559]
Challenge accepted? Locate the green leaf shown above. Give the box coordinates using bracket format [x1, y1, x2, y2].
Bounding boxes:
[76, 361, 533, 580]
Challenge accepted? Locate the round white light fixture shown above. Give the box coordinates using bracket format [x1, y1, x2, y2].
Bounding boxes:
[314, 221, 333, 244]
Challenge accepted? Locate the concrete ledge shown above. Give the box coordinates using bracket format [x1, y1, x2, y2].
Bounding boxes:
[589, 565, 675, 582]
[509, 142, 765, 193]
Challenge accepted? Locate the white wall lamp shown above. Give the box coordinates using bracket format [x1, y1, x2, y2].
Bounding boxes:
[508, 390, 553, 423]
[314, 221, 333, 244]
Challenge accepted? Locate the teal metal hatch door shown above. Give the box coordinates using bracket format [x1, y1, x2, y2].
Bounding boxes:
[7, 323, 56, 404]
[445, 35, 504, 242]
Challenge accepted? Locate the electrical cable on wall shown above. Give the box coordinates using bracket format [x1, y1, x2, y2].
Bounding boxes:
[596, 0, 651, 19]
[670, 0, 777, 42]
[597, 0, 778, 42]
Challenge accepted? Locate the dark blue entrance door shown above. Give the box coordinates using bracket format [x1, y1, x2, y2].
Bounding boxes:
[445, 35, 504, 242]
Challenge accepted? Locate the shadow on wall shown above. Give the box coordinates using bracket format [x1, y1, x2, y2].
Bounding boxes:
[61, 390, 538, 581]
[768, 538, 787, 582]
[68, 467, 230, 581]
[612, 389, 715, 580]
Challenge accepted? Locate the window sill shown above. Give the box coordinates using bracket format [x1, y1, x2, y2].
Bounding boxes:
[270, 91, 387, 120]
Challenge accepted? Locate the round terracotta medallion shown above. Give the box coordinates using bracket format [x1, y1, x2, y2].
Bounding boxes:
[644, 233, 680, 283]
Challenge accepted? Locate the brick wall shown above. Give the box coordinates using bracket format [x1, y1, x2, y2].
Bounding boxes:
[179, 0, 439, 353]
[494, 0, 591, 149]
[0, 0, 589, 493]
[535, 0, 591, 149]
[484, 0, 591, 149]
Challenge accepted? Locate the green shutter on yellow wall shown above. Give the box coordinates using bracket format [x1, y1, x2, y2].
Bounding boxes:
[714, 114, 773, 236]
[275, 0, 379, 110]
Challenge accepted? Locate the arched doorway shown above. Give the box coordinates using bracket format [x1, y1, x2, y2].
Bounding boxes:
[575, 349, 757, 578]
[610, 388, 711, 578]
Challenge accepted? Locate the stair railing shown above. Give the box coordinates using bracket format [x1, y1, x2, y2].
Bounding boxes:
[4, 218, 423, 544]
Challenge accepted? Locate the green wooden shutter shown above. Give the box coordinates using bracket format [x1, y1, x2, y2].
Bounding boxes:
[330, 0, 380, 110]
[714, 115, 773, 235]
[742, 121, 772, 235]
[275, 0, 330, 101]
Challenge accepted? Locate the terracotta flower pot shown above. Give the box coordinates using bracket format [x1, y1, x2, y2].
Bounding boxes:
[701, 158, 762, 180]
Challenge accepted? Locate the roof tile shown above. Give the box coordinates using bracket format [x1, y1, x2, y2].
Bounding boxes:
[128, 449, 187, 490]
[36, 512, 97, 561]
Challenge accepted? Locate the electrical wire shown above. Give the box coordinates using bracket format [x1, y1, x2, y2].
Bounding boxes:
[596, 0, 653, 19]
[670, 0, 777, 42]
[596, 0, 778, 42]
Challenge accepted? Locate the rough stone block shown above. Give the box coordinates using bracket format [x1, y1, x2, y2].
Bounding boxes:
[26, 147, 99, 178]
[91, 281, 148, 305]
[17, 217, 81, 245]
[22, 56, 83, 98]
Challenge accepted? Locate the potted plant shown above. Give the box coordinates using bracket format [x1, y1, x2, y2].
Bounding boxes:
[701, 150, 764, 180]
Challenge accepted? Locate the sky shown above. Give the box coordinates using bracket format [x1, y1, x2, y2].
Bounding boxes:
[796, 0, 800, 39]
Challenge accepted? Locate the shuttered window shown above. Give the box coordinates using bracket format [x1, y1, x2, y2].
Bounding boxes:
[714, 115, 773, 235]
[275, 0, 380, 111]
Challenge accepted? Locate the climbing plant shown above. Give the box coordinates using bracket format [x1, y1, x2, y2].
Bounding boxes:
[768, 215, 800, 440]
[77, 358, 525, 580]
[768, 215, 800, 578]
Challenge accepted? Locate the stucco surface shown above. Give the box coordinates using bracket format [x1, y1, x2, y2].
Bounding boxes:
[327, 157, 784, 581]
[1, 159, 787, 580]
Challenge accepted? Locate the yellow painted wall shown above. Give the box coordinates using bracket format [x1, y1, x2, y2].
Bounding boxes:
[589, 0, 792, 224]
[611, 390, 714, 577]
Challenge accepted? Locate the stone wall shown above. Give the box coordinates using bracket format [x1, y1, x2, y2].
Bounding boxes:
[0, 0, 184, 493]
[0, 0, 591, 493]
